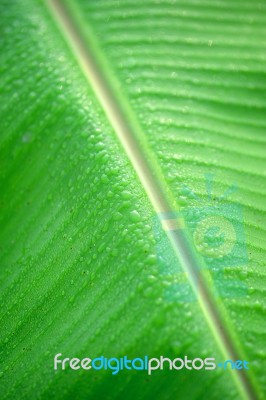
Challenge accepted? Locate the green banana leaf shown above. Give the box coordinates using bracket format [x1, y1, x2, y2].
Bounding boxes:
[0, 0, 265, 399]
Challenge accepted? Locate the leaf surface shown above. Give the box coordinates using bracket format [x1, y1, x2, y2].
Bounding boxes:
[0, 1, 265, 399]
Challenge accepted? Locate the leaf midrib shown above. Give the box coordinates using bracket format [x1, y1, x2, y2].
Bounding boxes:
[44, 1, 259, 399]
